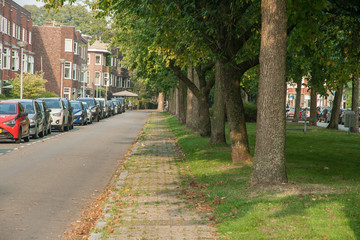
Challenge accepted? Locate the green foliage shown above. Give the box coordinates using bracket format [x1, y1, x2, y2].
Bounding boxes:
[38, 91, 59, 98]
[9, 72, 47, 99]
[0, 94, 7, 100]
[166, 112, 360, 239]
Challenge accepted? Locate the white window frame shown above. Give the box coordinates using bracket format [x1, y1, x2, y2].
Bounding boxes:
[3, 48, 10, 70]
[11, 50, 19, 71]
[104, 72, 109, 86]
[64, 87, 71, 99]
[22, 53, 28, 72]
[86, 71, 90, 84]
[73, 63, 77, 80]
[94, 71, 101, 86]
[29, 31, 32, 45]
[73, 42, 78, 55]
[28, 56, 34, 74]
[95, 54, 101, 65]
[65, 39, 73, 52]
[64, 61, 72, 79]
[12, 23, 15, 38]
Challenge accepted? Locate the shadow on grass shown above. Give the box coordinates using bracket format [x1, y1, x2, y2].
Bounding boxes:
[163, 112, 360, 239]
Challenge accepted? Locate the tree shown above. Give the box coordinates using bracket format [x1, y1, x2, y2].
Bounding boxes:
[251, 0, 288, 185]
[10, 72, 48, 99]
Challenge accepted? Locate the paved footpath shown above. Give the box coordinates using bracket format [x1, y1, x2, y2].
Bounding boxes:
[89, 112, 217, 240]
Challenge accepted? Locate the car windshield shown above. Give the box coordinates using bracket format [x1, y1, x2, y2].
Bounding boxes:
[43, 99, 61, 109]
[62, 99, 69, 108]
[0, 103, 17, 114]
[21, 102, 35, 114]
[71, 102, 82, 110]
[37, 102, 44, 111]
[80, 99, 94, 107]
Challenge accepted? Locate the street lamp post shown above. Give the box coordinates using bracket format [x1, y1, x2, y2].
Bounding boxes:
[17, 41, 28, 99]
[59, 59, 66, 98]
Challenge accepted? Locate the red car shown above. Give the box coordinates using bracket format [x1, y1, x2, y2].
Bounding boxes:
[0, 100, 30, 143]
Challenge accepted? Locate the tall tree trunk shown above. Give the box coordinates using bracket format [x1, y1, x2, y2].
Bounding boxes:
[195, 67, 211, 137]
[168, 88, 176, 115]
[293, 78, 302, 122]
[351, 75, 359, 133]
[327, 84, 343, 129]
[157, 92, 164, 111]
[309, 88, 317, 126]
[251, 0, 288, 185]
[210, 59, 226, 144]
[186, 67, 200, 131]
[178, 81, 187, 124]
[222, 60, 252, 162]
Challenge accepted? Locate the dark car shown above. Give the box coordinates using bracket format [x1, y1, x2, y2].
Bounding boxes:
[70, 101, 87, 125]
[338, 109, 346, 125]
[36, 99, 52, 135]
[319, 108, 331, 123]
[0, 100, 30, 143]
[61, 98, 74, 130]
[77, 98, 100, 122]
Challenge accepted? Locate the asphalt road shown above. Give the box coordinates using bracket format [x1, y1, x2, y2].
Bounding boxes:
[0, 110, 151, 240]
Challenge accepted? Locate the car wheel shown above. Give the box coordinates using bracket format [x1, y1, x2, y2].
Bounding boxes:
[64, 119, 69, 131]
[48, 125, 52, 134]
[15, 128, 22, 144]
[95, 115, 99, 122]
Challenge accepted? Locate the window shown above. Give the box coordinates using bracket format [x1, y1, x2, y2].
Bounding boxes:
[17, 26, 20, 39]
[64, 87, 71, 100]
[73, 63, 77, 80]
[87, 54, 90, 64]
[0, 43, 2, 69]
[117, 76, 120, 87]
[94, 71, 101, 86]
[95, 55, 101, 65]
[11, 50, 19, 71]
[104, 72, 109, 86]
[2, 17, 7, 35]
[3, 48, 10, 69]
[29, 32, 32, 45]
[109, 74, 113, 86]
[127, 78, 131, 88]
[64, 62, 71, 79]
[22, 54, 28, 72]
[28, 56, 34, 74]
[12, 23, 15, 38]
[65, 39, 72, 52]
[73, 42, 78, 54]
[22, 28, 25, 41]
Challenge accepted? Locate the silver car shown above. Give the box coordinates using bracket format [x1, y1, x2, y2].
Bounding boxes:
[39, 98, 69, 132]
[14, 99, 45, 138]
[82, 102, 93, 124]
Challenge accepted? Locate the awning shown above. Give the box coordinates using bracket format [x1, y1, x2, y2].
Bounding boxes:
[113, 90, 138, 97]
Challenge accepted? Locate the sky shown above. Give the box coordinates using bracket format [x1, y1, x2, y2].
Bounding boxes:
[15, 0, 44, 7]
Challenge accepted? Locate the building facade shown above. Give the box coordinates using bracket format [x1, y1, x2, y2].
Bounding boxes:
[32, 23, 88, 99]
[87, 40, 131, 98]
[0, 0, 34, 93]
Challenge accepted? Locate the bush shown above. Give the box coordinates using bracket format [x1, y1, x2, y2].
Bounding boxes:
[0, 94, 7, 100]
[244, 101, 257, 122]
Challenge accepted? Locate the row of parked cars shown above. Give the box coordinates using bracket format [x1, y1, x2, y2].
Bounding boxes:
[0, 97, 126, 143]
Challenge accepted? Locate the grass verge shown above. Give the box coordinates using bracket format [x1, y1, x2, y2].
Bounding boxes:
[165, 112, 360, 240]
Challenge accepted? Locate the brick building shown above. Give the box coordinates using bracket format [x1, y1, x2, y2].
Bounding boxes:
[87, 40, 131, 98]
[32, 23, 88, 99]
[0, 0, 34, 93]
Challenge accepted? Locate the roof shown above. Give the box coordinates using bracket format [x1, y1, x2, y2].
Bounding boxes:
[88, 40, 111, 54]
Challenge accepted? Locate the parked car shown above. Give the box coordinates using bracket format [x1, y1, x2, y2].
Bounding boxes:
[111, 100, 120, 114]
[95, 98, 107, 118]
[81, 102, 93, 124]
[319, 107, 331, 123]
[39, 98, 70, 132]
[286, 107, 295, 118]
[13, 99, 45, 138]
[36, 99, 52, 135]
[107, 100, 114, 116]
[339, 109, 346, 125]
[0, 100, 30, 143]
[61, 98, 74, 130]
[300, 107, 310, 120]
[71, 101, 87, 125]
[77, 98, 100, 122]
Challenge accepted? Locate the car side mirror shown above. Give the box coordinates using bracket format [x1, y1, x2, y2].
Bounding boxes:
[47, 109, 52, 113]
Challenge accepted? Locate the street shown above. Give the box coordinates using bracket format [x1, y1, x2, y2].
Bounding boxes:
[0, 110, 150, 240]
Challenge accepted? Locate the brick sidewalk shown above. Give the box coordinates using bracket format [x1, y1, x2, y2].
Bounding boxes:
[89, 112, 217, 240]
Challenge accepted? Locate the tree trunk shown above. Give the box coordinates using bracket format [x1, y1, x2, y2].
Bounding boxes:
[195, 68, 211, 137]
[222, 60, 252, 162]
[251, 0, 288, 185]
[168, 88, 176, 115]
[186, 67, 199, 131]
[327, 84, 343, 130]
[309, 88, 317, 126]
[351, 75, 359, 133]
[210, 59, 226, 144]
[157, 92, 164, 111]
[178, 81, 187, 124]
[293, 78, 302, 122]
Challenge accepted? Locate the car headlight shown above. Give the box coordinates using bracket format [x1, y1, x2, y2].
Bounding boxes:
[4, 118, 16, 126]
[53, 112, 61, 117]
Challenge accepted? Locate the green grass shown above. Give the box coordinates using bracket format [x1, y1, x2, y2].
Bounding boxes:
[164, 113, 360, 240]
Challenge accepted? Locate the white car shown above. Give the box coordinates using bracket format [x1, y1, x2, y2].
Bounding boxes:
[39, 98, 70, 132]
[82, 102, 93, 124]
